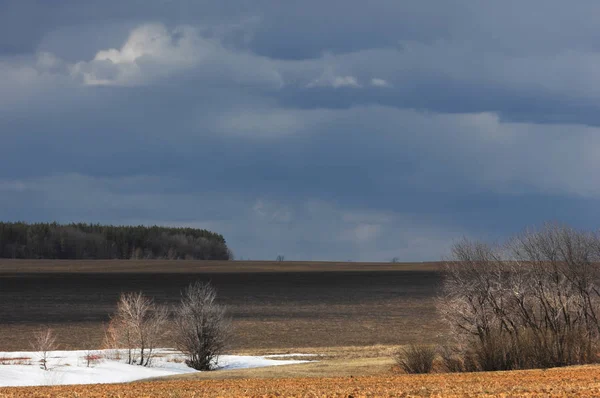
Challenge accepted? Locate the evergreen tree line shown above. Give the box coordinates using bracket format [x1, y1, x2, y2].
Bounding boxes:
[0, 222, 232, 260]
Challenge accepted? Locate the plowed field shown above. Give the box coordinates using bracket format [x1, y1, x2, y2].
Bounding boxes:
[0, 260, 443, 351]
[2, 365, 600, 397]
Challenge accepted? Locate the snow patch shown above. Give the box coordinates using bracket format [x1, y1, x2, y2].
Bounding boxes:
[263, 353, 321, 358]
[0, 349, 313, 387]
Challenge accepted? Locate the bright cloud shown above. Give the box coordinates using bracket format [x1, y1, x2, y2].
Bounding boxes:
[70, 24, 217, 85]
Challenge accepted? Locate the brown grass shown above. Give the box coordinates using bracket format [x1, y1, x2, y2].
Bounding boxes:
[0, 357, 31, 362]
[157, 357, 397, 381]
[3, 365, 600, 397]
[233, 344, 402, 359]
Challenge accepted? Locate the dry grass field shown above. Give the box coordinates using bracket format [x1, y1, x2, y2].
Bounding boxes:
[0, 260, 443, 351]
[2, 365, 600, 397]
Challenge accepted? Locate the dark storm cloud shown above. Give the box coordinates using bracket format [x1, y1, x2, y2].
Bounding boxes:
[1, 0, 600, 260]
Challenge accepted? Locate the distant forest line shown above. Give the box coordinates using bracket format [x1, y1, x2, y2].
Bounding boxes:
[0, 222, 232, 260]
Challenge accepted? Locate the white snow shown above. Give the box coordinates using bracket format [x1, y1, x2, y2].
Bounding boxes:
[0, 349, 313, 387]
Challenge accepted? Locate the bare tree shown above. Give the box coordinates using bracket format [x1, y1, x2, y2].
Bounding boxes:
[227, 249, 235, 261]
[172, 281, 230, 370]
[31, 327, 58, 371]
[507, 224, 600, 367]
[437, 239, 515, 370]
[105, 292, 169, 366]
[276, 255, 285, 262]
[438, 223, 600, 371]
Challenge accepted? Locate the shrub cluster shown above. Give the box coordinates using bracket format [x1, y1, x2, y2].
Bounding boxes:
[395, 344, 436, 374]
[438, 223, 600, 372]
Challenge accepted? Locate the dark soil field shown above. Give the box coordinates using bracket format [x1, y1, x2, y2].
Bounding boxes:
[0, 260, 443, 351]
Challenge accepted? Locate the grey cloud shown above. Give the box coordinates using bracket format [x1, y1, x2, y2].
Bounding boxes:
[5, 1, 600, 58]
[1, 1, 600, 260]
[0, 173, 461, 261]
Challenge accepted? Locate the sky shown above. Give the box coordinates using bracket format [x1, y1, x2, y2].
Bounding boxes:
[1, 0, 600, 261]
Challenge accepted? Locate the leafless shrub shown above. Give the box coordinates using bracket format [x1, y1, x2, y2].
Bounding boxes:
[438, 344, 466, 373]
[83, 351, 103, 368]
[395, 344, 436, 374]
[101, 321, 122, 361]
[439, 223, 600, 372]
[31, 327, 58, 371]
[0, 356, 32, 366]
[172, 281, 230, 370]
[104, 292, 169, 366]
